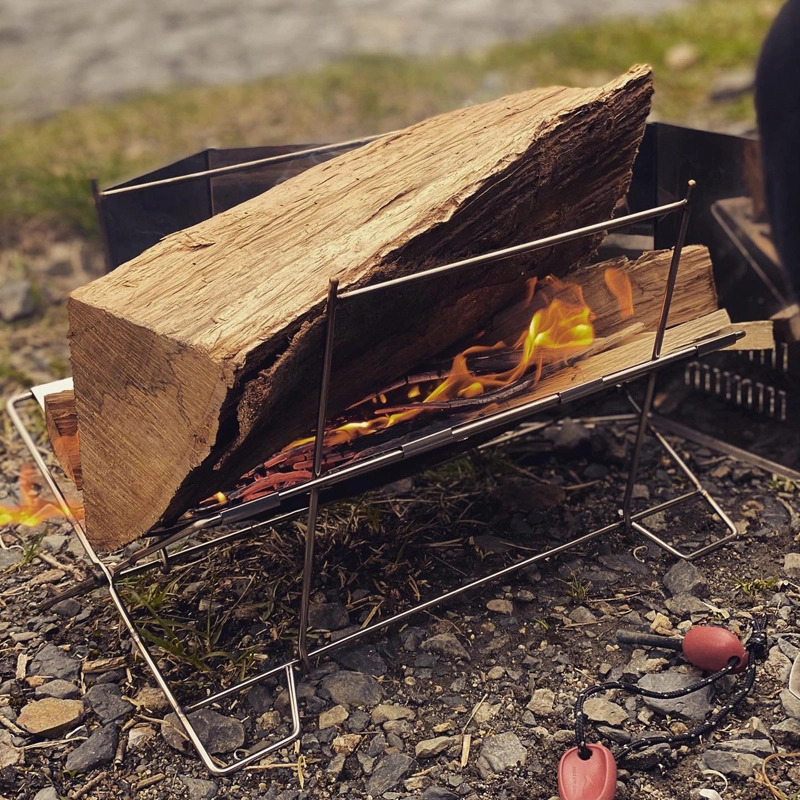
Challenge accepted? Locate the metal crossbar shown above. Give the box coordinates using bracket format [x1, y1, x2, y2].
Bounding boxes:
[6, 177, 747, 774]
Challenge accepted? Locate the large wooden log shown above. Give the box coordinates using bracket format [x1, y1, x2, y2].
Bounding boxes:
[69, 66, 654, 550]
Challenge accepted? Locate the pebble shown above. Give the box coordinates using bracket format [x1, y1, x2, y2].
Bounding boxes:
[371, 704, 414, 725]
[34, 679, 80, 700]
[415, 736, 455, 758]
[33, 789, 59, 800]
[162, 709, 245, 754]
[0, 549, 23, 570]
[0, 730, 23, 769]
[476, 732, 527, 778]
[84, 683, 135, 723]
[0, 280, 36, 322]
[333, 643, 388, 676]
[771, 718, 800, 745]
[134, 685, 169, 713]
[420, 633, 470, 661]
[665, 593, 710, 617]
[64, 723, 118, 773]
[320, 671, 384, 707]
[17, 697, 84, 737]
[333, 733, 361, 755]
[127, 723, 157, 751]
[179, 777, 218, 800]
[700, 749, 763, 778]
[486, 599, 514, 614]
[422, 788, 459, 800]
[320, 705, 349, 729]
[784, 553, 800, 579]
[527, 688, 556, 717]
[716, 738, 774, 757]
[583, 698, 628, 726]
[781, 689, 800, 720]
[365, 753, 417, 796]
[308, 602, 350, 631]
[568, 606, 598, 625]
[663, 560, 706, 597]
[637, 672, 712, 721]
[28, 644, 81, 682]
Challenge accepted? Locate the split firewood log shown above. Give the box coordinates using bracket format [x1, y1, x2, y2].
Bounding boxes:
[69, 65, 654, 550]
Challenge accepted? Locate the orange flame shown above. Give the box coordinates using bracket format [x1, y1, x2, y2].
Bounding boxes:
[290, 275, 600, 451]
[0, 465, 69, 527]
[604, 267, 635, 319]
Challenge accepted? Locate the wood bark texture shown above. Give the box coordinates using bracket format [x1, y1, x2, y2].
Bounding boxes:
[69, 65, 654, 550]
[44, 390, 82, 490]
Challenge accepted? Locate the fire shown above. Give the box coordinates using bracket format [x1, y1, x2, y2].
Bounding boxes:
[604, 266, 635, 319]
[289, 274, 607, 451]
[0, 465, 71, 527]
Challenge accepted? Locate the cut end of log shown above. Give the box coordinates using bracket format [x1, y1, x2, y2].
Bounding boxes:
[69, 66, 654, 551]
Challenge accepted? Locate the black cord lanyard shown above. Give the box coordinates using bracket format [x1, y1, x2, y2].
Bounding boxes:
[573, 618, 769, 763]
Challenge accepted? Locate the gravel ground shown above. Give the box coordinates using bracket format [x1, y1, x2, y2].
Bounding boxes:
[0, 0, 691, 120]
[1, 282, 800, 800]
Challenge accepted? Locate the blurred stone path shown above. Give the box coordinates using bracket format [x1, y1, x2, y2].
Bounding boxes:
[0, 0, 688, 120]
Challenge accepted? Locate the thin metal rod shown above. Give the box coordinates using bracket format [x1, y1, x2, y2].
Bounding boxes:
[298, 279, 339, 672]
[650, 415, 800, 482]
[652, 180, 695, 360]
[340, 199, 688, 299]
[621, 371, 658, 530]
[100, 133, 393, 196]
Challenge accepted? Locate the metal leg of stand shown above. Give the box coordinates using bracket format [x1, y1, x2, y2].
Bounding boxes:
[297, 279, 339, 672]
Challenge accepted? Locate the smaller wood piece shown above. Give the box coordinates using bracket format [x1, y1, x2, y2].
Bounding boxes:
[682, 626, 748, 674]
[558, 743, 617, 800]
[44, 389, 82, 490]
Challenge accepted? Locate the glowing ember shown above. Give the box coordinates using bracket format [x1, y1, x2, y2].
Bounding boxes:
[290, 275, 600, 451]
[0, 465, 73, 527]
[604, 267, 635, 319]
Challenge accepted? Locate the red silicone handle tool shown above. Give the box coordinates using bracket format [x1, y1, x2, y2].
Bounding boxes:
[682, 625, 748, 674]
[558, 743, 617, 800]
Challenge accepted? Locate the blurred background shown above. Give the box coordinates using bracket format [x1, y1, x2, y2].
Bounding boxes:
[0, 0, 781, 390]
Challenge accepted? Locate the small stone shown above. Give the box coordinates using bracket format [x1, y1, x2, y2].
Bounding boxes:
[527, 688, 555, 717]
[583, 463, 609, 480]
[327, 753, 346, 778]
[476, 732, 527, 778]
[162, 710, 245, 754]
[33, 789, 59, 800]
[545, 418, 591, 451]
[665, 42, 698, 71]
[179, 776, 218, 800]
[583, 698, 628, 726]
[781, 689, 800, 720]
[245, 683, 272, 715]
[663, 561, 706, 597]
[422, 787, 459, 800]
[473, 702, 501, 725]
[365, 753, 417, 796]
[84, 683, 135, 723]
[34, 679, 80, 700]
[784, 553, 800, 580]
[17, 698, 84, 737]
[665, 593, 710, 617]
[420, 633, 470, 661]
[700, 749, 763, 778]
[371, 704, 415, 725]
[631, 483, 650, 501]
[320, 705, 349, 729]
[308, 602, 350, 631]
[333, 643, 388, 677]
[746, 716, 770, 739]
[134, 685, 169, 713]
[625, 740, 670, 770]
[568, 606, 597, 625]
[64, 723, 118, 774]
[127, 723, 156, 751]
[40, 534, 68, 554]
[0, 730, 23, 769]
[771, 718, 800, 745]
[487, 666, 505, 680]
[28, 644, 80, 682]
[0, 549, 22, 569]
[486, 599, 514, 614]
[596, 725, 631, 745]
[321, 671, 384, 707]
[415, 736, 455, 759]
[0, 280, 36, 322]
[638, 672, 712, 721]
[333, 734, 361, 755]
[716, 738, 774, 757]
[50, 598, 82, 618]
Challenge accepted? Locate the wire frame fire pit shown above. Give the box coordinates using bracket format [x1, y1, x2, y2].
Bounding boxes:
[7, 159, 746, 773]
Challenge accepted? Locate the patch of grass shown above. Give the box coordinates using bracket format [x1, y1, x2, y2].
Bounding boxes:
[0, 0, 776, 237]
[733, 574, 778, 597]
